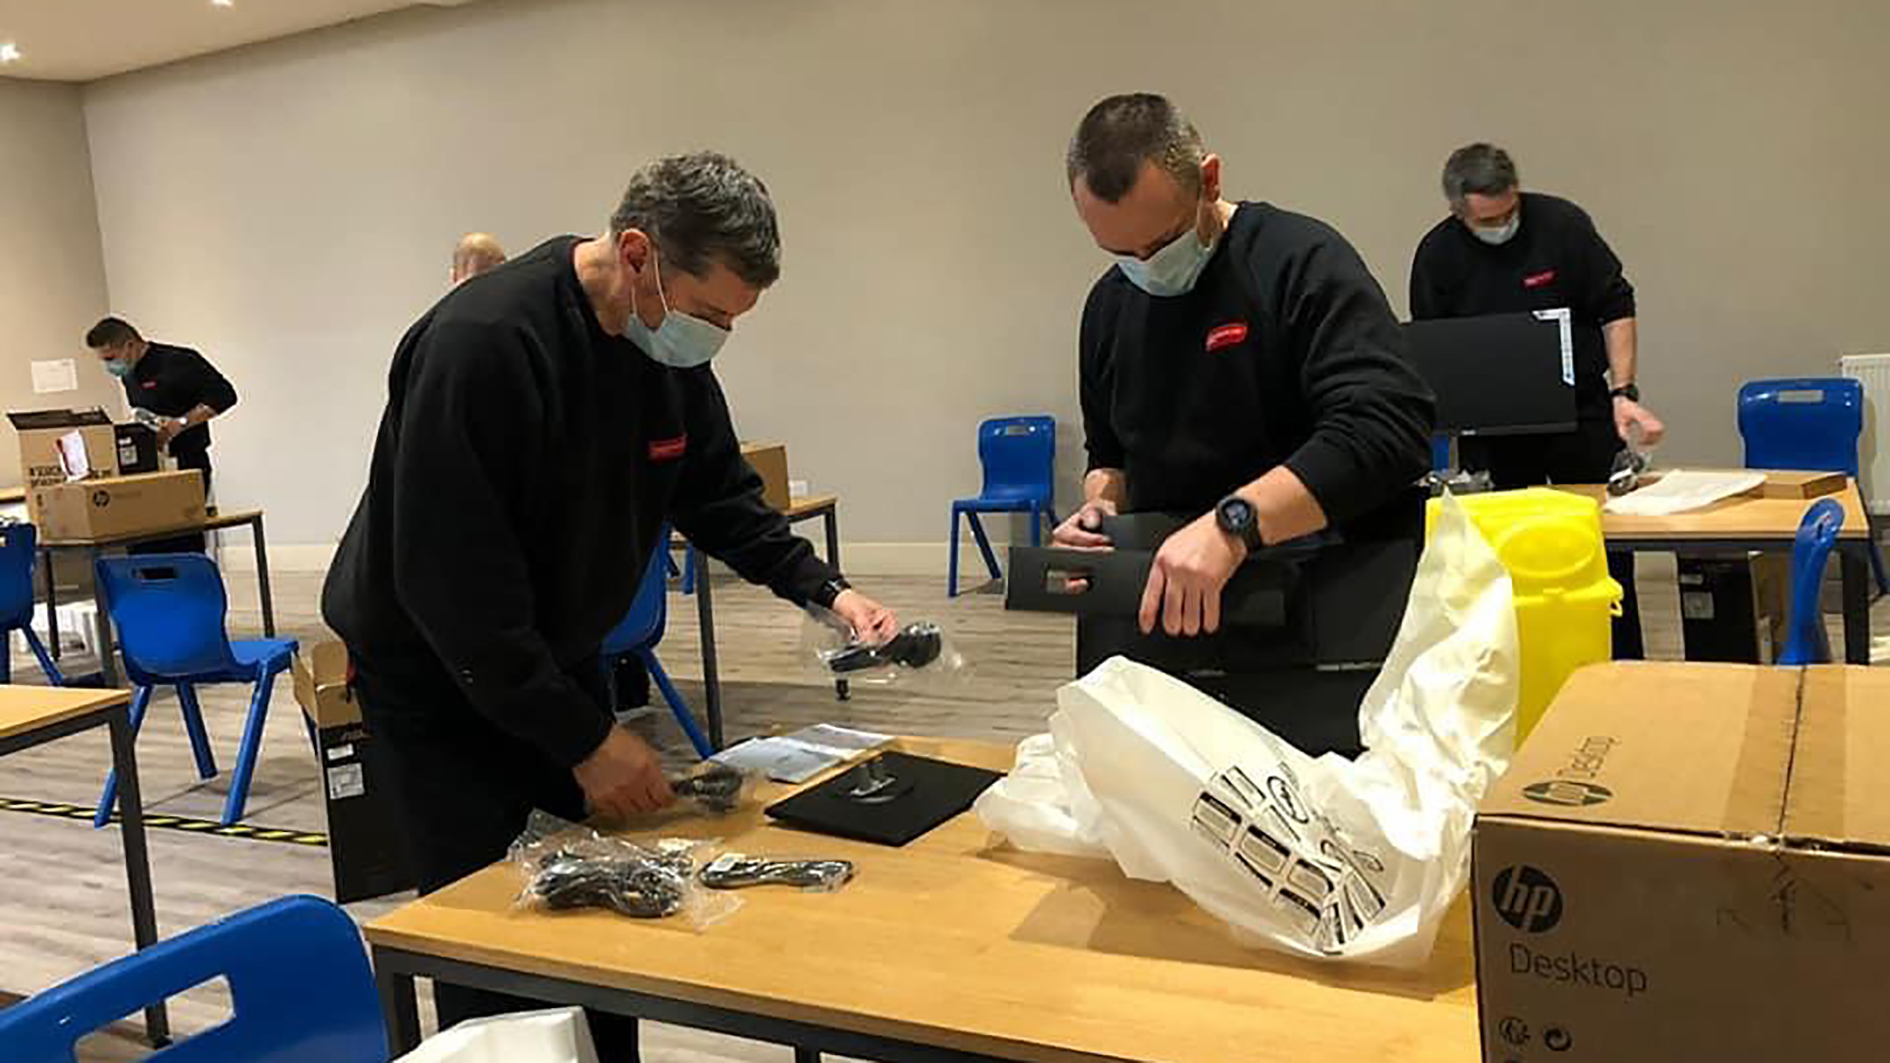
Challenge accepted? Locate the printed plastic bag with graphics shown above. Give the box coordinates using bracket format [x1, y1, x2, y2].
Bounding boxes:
[394, 1006, 598, 1063]
[974, 493, 1519, 966]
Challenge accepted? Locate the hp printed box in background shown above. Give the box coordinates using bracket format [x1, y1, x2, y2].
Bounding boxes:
[1473, 662, 1890, 1062]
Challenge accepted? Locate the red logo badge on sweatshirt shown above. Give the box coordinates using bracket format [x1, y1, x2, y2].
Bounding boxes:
[1205, 322, 1249, 353]
[141, 381, 158, 389]
[1524, 270, 1558, 289]
[648, 435, 687, 462]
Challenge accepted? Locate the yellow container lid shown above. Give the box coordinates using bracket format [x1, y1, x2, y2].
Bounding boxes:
[1427, 488, 1612, 595]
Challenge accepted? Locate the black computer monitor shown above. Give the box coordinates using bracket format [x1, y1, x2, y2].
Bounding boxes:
[1404, 310, 1577, 436]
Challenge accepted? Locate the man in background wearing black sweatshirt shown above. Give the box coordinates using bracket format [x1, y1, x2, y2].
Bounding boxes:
[1409, 143, 1662, 658]
[1054, 94, 1434, 746]
[322, 152, 896, 1059]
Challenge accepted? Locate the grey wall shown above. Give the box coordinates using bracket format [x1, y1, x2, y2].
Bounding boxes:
[78, 0, 1890, 548]
[0, 78, 119, 485]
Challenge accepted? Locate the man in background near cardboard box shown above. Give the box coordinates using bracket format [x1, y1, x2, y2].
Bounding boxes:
[449, 231, 507, 286]
[323, 151, 899, 1061]
[85, 316, 238, 554]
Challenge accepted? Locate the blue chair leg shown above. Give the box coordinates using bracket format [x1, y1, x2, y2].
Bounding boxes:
[967, 513, 1002, 582]
[94, 685, 154, 828]
[948, 506, 963, 598]
[641, 650, 712, 759]
[682, 546, 698, 596]
[176, 684, 218, 780]
[221, 666, 282, 826]
[1030, 504, 1044, 548]
[22, 627, 64, 686]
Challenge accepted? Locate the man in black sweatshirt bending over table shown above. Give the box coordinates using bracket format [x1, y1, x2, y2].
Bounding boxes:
[1054, 94, 1435, 746]
[322, 152, 896, 1057]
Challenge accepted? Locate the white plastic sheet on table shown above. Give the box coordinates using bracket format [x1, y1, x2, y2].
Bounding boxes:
[975, 493, 1520, 967]
[394, 1007, 598, 1063]
[1603, 469, 1767, 516]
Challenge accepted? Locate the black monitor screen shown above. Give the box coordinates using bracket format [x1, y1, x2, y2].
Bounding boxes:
[1403, 311, 1577, 436]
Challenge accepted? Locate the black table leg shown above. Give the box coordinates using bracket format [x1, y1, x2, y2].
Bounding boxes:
[92, 547, 120, 688]
[374, 957, 423, 1054]
[824, 508, 850, 702]
[251, 516, 277, 638]
[694, 547, 724, 751]
[1842, 547, 1871, 665]
[42, 549, 60, 662]
[109, 706, 170, 1046]
[795, 1049, 822, 1063]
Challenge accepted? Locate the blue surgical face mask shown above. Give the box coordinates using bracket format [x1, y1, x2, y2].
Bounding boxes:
[103, 358, 132, 379]
[1117, 210, 1218, 297]
[624, 248, 729, 369]
[1470, 212, 1521, 246]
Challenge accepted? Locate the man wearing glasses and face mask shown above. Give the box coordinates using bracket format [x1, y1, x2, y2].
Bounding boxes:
[1056, 94, 1434, 659]
[324, 151, 896, 1058]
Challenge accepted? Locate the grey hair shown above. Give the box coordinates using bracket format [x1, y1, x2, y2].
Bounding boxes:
[609, 151, 782, 288]
[1442, 143, 1519, 207]
[1066, 93, 1206, 203]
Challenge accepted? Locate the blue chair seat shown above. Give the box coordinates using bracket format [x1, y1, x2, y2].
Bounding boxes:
[228, 638, 299, 676]
[955, 492, 1045, 510]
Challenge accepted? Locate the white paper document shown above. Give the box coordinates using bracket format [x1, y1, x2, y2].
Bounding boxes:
[31, 359, 78, 395]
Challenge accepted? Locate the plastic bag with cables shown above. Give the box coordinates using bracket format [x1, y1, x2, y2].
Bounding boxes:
[506, 812, 741, 929]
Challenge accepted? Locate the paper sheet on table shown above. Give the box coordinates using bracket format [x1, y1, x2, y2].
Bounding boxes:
[1603, 469, 1767, 516]
[712, 725, 892, 783]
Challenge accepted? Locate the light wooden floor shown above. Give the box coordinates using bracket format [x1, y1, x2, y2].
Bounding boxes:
[0, 554, 1875, 1061]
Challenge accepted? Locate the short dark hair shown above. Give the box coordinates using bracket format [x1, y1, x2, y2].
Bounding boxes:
[1066, 93, 1206, 203]
[1442, 144, 1519, 206]
[610, 152, 781, 288]
[85, 316, 140, 349]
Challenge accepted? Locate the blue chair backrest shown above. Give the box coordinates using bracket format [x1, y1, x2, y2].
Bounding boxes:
[601, 532, 672, 658]
[96, 554, 241, 682]
[1739, 378, 1864, 477]
[1780, 498, 1845, 667]
[0, 895, 388, 1063]
[0, 522, 40, 630]
[978, 416, 1056, 500]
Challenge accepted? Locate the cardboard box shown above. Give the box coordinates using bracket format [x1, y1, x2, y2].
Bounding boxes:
[1677, 553, 1790, 663]
[30, 470, 205, 542]
[740, 441, 791, 512]
[113, 423, 161, 475]
[7, 408, 119, 522]
[1755, 469, 1848, 499]
[293, 641, 413, 903]
[1474, 663, 1890, 1062]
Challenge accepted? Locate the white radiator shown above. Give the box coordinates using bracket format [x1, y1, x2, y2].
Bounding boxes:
[1841, 353, 1890, 515]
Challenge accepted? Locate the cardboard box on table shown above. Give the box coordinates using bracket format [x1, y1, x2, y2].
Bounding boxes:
[29, 470, 205, 542]
[740, 442, 790, 512]
[7, 408, 120, 523]
[1474, 662, 1890, 1062]
[293, 641, 413, 903]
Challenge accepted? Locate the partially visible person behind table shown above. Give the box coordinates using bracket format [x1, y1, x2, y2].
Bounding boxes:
[323, 152, 898, 1062]
[449, 231, 507, 286]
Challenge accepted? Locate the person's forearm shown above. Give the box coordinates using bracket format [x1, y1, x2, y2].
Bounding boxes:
[1233, 466, 1329, 546]
[182, 403, 220, 428]
[1605, 317, 1638, 387]
[1084, 468, 1128, 508]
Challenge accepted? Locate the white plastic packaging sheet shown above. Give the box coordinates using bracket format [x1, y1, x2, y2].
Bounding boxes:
[1603, 469, 1766, 516]
[975, 493, 1520, 967]
[395, 1006, 598, 1063]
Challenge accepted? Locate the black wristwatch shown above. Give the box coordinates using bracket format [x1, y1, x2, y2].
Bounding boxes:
[1610, 383, 1641, 403]
[813, 576, 852, 610]
[1214, 495, 1265, 553]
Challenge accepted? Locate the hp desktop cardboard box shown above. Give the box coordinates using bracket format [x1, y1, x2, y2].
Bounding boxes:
[8, 408, 120, 523]
[30, 470, 205, 541]
[1474, 662, 1890, 1062]
[293, 641, 413, 903]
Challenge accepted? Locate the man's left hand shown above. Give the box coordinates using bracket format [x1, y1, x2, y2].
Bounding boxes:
[1139, 511, 1248, 637]
[155, 419, 183, 447]
[1614, 397, 1666, 447]
[832, 589, 899, 644]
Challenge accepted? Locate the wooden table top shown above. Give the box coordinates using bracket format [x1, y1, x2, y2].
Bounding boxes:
[0, 685, 130, 743]
[40, 507, 264, 548]
[1555, 481, 1868, 542]
[0, 485, 24, 505]
[781, 494, 838, 519]
[366, 737, 1479, 1063]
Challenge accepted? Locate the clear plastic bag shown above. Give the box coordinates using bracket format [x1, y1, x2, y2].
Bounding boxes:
[506, 812, 741, 929]
[699, 853, 855, 892]
[668, 763, 751, 815]
[801, 607, 970, 690]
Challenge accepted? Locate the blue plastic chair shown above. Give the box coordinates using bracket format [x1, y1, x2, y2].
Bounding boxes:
[949, 416, 1059, 597]
[0, 523, 64, 685]
[0, 895, 388, 1063]
[1780, 499, 1845, 666]
[93, 555, 298, 828]
[601, 536, 713, 758]
[1738, 377, 1889, 594]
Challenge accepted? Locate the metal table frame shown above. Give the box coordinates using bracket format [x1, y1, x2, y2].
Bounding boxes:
[0, 699, 168, 1044]
[687, 496, 847, 751]
[373, 946, 1012, 1063]
[41, 511, 276, 687]
[1617, 537, 1872, 664]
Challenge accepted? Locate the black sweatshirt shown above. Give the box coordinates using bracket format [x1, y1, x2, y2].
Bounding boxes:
[1408, 192, 1636, 418]
[322, 237, 838, 769]
[1080, 202, 1435, 527]
[121, 342, 238, 465]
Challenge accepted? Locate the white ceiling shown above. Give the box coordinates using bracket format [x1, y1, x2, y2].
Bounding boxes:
[0, 0, 483, 82]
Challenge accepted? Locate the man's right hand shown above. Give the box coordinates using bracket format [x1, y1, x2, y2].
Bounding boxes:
[1052, 498, 1118, 550]
[573, 726, 674, 822]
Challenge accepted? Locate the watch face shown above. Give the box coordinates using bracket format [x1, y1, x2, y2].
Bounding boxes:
[1218, 497, 1255, 529]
